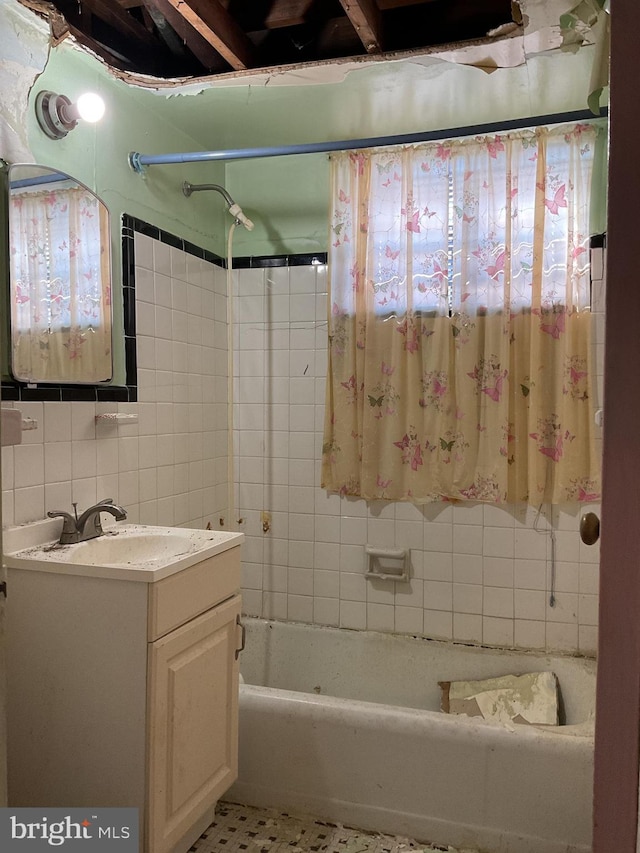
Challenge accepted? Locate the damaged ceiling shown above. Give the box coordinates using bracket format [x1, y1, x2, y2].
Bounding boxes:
[39, 0, 522, 81]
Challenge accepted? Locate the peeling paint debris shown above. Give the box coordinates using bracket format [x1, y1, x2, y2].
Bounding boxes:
[440, 671, 559, 726]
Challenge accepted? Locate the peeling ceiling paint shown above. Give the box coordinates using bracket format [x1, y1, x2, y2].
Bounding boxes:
[0, 0, 49, 161]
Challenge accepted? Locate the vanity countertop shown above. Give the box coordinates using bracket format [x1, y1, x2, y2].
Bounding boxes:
[3, 520, 244, 583]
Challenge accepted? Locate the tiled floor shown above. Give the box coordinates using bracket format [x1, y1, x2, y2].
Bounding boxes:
[192, 802, 479, 853]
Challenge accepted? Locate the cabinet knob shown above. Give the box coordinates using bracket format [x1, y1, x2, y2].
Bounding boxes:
[580, 512, 600, 546]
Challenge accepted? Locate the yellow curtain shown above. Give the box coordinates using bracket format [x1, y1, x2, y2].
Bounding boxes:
[322, 124, 601, 505]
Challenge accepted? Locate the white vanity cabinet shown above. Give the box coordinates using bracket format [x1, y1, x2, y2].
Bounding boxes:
[5, 527, 243, 853]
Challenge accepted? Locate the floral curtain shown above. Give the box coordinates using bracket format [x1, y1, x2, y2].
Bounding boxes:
[322, 123, 601, 505]
[9, 184, 112, 383]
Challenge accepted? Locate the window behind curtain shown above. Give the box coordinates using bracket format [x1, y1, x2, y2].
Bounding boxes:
[322, 123, 601, 505]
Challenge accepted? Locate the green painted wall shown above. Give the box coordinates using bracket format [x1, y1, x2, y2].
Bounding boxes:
[221, 49, 600, 257]
[28, 47, 228, 255]
[225, 153, 330, 258]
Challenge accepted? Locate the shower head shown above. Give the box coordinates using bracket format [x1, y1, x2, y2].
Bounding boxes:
[228, 203, 254, 231]
[182, 181, 254, 230]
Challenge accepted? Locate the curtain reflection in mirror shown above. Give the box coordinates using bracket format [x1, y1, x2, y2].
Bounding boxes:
[9, 181, 112, 383]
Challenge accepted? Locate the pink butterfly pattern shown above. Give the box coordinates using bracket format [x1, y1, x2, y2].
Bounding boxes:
[565, 477, 601, 502]
[14, 283, 30, 305]
[563, 356, 589, 399]
[340, 374, 360, 404]
[393, 431, 424, 471]
[406, 210, 421, 233]
[467, 357, 508, 403]
[535, 307, 566, 339]
[323, 127, 599, 505]
[486, 137, 505, 159]
[544, 183, 567, 215]
[486, 249, 506, 281]
[529, 417, 574, 463]
[420, 370, 449, 412]
[396, 314, 422, 353]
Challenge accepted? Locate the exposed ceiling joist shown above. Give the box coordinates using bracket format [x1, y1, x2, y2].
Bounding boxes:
[80, 0, 158, 45]
[318, 16, 363, 56]
[144, 0, 224, 70]
[338, 0, 382, 53]
[265, 0, 315, 29]
[43, 0, 517, 81]
[160, 0, 256, 70]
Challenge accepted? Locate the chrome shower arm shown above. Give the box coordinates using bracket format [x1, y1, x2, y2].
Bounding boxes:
[182, 181, 234, 207]
[182, 181, 254, 231]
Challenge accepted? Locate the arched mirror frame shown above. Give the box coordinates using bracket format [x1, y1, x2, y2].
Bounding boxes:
[0, 161, 136, 402]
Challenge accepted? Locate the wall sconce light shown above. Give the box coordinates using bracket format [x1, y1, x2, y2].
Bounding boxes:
[35, 91, 106, 140]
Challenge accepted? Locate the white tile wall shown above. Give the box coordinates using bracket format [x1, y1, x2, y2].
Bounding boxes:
[1, 238, 603, 658]
[2, 233, 229, 534]
[234, 261, 604, 656]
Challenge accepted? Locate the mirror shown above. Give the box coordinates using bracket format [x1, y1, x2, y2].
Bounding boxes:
[7, 164, 112, 384]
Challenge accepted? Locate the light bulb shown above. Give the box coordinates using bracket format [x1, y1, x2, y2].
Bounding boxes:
[76, 93, 105, 123]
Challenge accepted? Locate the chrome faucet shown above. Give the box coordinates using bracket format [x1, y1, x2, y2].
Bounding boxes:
[48, 499, 128, 545]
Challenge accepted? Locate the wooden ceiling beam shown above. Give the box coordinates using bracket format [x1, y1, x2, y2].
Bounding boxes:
[317, 16, 365, 56]
[143, 0, 226, 70]
[80, 0, 160, 45]
[337, 0, 383, 53]
[264, 0, 315, 29]
[160, 0, 256, 70]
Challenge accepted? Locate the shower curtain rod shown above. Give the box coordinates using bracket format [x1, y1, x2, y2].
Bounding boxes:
[129, 108, 606, 173]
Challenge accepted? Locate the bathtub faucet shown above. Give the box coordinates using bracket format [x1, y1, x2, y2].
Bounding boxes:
[48, 498, 128, 545]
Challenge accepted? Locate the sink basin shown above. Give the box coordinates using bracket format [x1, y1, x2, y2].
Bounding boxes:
[66, 531, 196, 567]
[3, 522, 244, 582]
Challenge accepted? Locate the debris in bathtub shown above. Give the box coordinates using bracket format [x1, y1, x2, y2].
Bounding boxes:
[313, 685, 322, 694]
[439, 671, 559, 726]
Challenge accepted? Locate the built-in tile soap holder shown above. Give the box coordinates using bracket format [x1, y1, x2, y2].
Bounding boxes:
[364, 545, 410, 583]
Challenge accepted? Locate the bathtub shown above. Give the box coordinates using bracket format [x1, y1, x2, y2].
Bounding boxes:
[227, 618, 596, 853]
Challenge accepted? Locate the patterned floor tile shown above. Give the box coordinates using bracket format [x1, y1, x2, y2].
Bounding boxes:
[191, 802, 478, 853]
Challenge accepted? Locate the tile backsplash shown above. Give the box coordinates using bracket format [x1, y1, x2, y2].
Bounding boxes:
[2, 231, 229, 534]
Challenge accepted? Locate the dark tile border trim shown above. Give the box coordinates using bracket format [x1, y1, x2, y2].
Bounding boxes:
[126, 216, 224, 267]
[232, 253, 327, 269]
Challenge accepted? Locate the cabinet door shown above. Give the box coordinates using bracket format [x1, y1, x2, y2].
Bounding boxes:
[147, 594, 241, 853]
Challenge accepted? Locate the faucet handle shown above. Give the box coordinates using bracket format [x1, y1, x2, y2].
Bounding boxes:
[47, 510, 78, 535]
